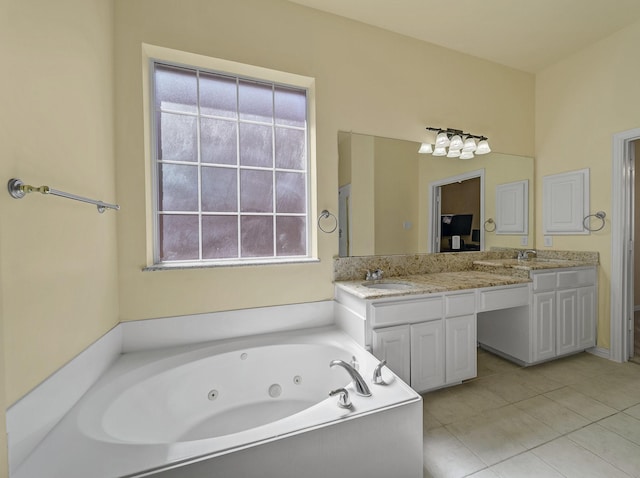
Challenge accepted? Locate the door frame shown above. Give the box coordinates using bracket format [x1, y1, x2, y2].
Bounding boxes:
[428, 169, 485, 253]
[611, 128, 640, 362]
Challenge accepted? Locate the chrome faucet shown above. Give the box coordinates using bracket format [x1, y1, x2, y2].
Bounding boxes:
[330, 359, 372, 396]
[365, 268, 384, 281]
[517, 249, 537, 260]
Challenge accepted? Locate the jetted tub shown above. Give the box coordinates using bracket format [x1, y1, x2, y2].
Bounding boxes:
[14, 326, 423, 478]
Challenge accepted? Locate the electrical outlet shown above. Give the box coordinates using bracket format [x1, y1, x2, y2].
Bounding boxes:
[544, 236, 553, 247]
[520, 236, 528, 246]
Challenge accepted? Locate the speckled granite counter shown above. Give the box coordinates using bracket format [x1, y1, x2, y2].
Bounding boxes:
[334, 271, 531, 300]
[472, 258, 597, 272]
[333, 249, 599, 300]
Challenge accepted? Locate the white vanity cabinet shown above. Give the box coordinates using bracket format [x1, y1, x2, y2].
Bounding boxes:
[531, 267, 597, 362]
[366, 292, 476, 393]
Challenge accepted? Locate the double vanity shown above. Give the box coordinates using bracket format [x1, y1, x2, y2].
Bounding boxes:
[334, 250, 598, 394]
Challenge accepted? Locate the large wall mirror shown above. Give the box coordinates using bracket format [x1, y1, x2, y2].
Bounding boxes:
[338, 132, 534, 257]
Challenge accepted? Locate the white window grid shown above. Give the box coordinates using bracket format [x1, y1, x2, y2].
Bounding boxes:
[152, 61, 310, 264]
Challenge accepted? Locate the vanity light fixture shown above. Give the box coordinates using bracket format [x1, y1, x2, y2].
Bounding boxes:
[418, 127, 491, 159]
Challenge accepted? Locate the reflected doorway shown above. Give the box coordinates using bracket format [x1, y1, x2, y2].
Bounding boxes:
[430, 170, 485, 252]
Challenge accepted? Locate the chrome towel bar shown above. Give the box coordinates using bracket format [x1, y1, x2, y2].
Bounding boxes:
[7, 178, 120, 213]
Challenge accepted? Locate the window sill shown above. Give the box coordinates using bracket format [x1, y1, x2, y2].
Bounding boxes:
[142, 257, 320, 272]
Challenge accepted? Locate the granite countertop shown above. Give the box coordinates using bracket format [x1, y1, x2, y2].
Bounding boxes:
[471, 258, 597, 271]
[334, 271, 531, 300]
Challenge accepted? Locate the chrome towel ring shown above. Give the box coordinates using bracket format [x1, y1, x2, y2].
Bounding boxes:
[483, 218, 496, 232]
[318, 209, 338, 233]
[583, 211, 606, 232]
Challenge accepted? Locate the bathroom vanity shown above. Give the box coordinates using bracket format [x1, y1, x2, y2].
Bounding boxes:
[334, 252, 598, 393]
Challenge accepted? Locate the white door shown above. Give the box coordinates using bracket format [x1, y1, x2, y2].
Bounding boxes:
[410, 320, 444, 392]
[445, 315, 476, 384]
[372, 325, 411, 385]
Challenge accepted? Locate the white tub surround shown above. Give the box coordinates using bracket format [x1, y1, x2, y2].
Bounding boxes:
[8, 301, 422, 478]
[6, 300, 337, 474]
[12, 327, 422, 478]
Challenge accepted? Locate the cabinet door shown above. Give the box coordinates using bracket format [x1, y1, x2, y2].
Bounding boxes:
[410, 321, 444, 393]
[445, 315, 477, 384]
[372, 325, 411, 385]
[533, 291, 556, 362]
[556, 288, 579, 355]
[578, 286, 597, 348]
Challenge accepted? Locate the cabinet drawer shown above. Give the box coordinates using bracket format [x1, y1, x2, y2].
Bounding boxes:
[557, 268, 596, 288]
[371, 296, 443, 327]
[532, 272, 557, 292]
[477, 284, 529, 312]
[445, 292, 476, 317]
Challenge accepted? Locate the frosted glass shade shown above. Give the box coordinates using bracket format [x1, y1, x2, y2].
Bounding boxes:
[476, 140, 491, 154]
[432, 147, 447, 156]
[435, 132, 450, 147]
[418, 143, 433, 154]
[447, 149, 461, 158]
[449, 135, 463, 151]
[459, 151, 474, 160]
[462, 138, 477, 152]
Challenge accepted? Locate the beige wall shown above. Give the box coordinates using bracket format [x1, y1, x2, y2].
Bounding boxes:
[114, 0, 534, 321]
[374, 137, 419, 255]
[0, 0, 119, 416]
[418, 153, 534, 251]
[535, 19, 640, 349]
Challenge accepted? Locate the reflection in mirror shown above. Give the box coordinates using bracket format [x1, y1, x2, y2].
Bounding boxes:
[337, 132, 534, 257]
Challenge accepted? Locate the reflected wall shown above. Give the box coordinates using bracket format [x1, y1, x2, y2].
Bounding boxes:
[339, 132, 534, 256]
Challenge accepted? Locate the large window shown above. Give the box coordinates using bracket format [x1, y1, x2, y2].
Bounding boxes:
[152, 62, 310, 265]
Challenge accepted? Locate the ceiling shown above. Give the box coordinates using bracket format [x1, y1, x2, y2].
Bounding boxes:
[286, 0, 640, 73]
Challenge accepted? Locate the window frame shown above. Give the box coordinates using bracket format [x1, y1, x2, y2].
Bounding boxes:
[143, 46, 317, 269]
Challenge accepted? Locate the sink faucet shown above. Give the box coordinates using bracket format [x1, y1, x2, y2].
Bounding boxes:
[330, 359, 372, 396]
[365, 269, 384, 281]
[517, 250, 537, 260]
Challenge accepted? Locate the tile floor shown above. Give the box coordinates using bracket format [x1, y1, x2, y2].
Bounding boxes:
[422, 349, 640, 477]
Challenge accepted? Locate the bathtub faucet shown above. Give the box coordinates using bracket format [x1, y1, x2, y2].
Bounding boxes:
[330, 360, 372, 397]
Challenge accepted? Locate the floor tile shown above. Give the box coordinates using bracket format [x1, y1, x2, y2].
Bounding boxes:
[422, 351, 640, 478]
[569, 373, 640, 410]
[624, 403, 640, 419]
[489, 451, 565, 477]
[424, 384, 508, 425]
[544, 386, 617, 421]
[466, 469, 499, 478]
[600, 412, 640, 445]
[423, 426, 486, 478]
[569, 424, 640, 477]
[532, 436, 632, 478]
[514, 395, 590, 434]
[445, 405, 558, 466]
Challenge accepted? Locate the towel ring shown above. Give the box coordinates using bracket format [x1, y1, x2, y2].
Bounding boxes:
[583, 211, 606, 232]
[483, 218, 496, 232]
[318, 209, 338, 233]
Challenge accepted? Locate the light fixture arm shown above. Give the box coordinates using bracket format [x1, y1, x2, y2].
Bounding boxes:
[425, 126, 487, 142]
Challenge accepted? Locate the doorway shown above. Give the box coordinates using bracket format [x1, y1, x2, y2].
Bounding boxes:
[429, 169, 485, 253]
[611, 129, 640, 362]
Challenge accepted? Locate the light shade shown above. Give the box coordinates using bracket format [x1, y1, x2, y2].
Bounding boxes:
[432, 146, 447, 156]
[418, 142, 433, 154]
[435, 132, 450, 147]
[462, 138, 477, 152]
[446, 149, 461, 158]
[449, 135, 463, 151]
[460, 150, 474, 160]
[476, 140, 491, 155]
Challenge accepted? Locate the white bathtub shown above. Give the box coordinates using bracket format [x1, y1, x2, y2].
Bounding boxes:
[13, 326, 422, 478]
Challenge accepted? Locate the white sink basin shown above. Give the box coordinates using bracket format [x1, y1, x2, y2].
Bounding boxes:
[362, 281, 416, 290]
